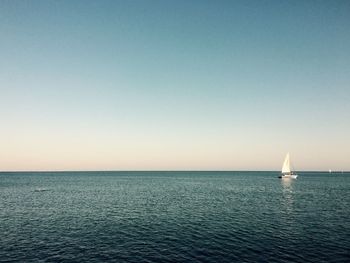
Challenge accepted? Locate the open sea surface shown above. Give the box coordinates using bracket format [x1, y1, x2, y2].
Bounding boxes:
[0, 171, 349, 262]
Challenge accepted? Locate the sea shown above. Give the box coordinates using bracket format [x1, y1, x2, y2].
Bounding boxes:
[0, 171, 349, 262]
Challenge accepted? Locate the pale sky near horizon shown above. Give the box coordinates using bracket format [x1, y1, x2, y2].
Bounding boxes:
[1, 0, 350, 171]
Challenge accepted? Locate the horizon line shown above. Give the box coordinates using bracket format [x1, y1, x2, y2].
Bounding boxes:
[0, 170, 348, 173]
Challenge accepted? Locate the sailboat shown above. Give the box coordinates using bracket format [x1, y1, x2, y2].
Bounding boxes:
[279, 153, 298, 179]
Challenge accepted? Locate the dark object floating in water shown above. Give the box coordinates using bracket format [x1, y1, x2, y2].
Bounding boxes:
[34, 188, 49, 192]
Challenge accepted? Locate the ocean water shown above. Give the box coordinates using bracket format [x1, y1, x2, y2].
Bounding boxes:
[0, 171, 349, 263]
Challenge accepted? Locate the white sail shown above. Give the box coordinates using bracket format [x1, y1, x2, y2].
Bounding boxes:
[281, 153, 291, 174]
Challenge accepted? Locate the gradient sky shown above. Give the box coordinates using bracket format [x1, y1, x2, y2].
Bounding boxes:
[1, 0, 350, 171]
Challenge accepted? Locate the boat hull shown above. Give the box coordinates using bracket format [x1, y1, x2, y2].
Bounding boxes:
[279, 174, 298, 179]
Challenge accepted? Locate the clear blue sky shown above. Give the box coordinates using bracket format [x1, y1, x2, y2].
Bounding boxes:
[1, 0, 349, 171]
